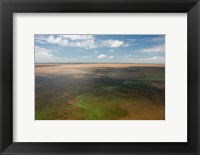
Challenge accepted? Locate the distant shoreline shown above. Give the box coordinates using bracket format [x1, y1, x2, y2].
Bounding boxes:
[36, 63, 165, 65]
[35, 63, 165, 68]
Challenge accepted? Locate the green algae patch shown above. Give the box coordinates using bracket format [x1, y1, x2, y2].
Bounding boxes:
[102, 85, 119, 92]
[76, 94, 127, 120]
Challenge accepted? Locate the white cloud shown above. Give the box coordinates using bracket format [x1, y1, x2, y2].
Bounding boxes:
[102, 40, 124, 48]
[41, 35, 96, 49]
[97, 54, 107, 59]
[46, 35, 69, 47]
[46, 35, 62, 44]
[36, 35, 126, 49]
[35, 39, 46, 44]
[97, 54, 114, 59]
[35, 51, 54, 63]
[35, 46, 48, 53]
[60, 35, 94, 40]
[35, 46, 75, 63]
[35, 46, 55, 63]
[139, 44, 165, 53]
[70, 39, 96, 49]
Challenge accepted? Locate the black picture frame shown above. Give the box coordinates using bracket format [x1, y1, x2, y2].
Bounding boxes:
[0, 0, 200, 154]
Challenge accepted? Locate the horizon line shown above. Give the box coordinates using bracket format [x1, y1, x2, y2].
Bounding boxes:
[35, 62, 165, 64]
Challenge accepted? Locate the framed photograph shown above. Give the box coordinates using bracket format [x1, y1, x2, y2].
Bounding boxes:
[0, 0, 200, 154]
[35, 34, 165, 121]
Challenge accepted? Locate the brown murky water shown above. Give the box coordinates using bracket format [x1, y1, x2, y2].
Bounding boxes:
[35, 64, 165, 120]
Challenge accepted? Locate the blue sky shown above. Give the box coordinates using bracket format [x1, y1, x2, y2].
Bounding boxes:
[35, 34, 165, 64]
